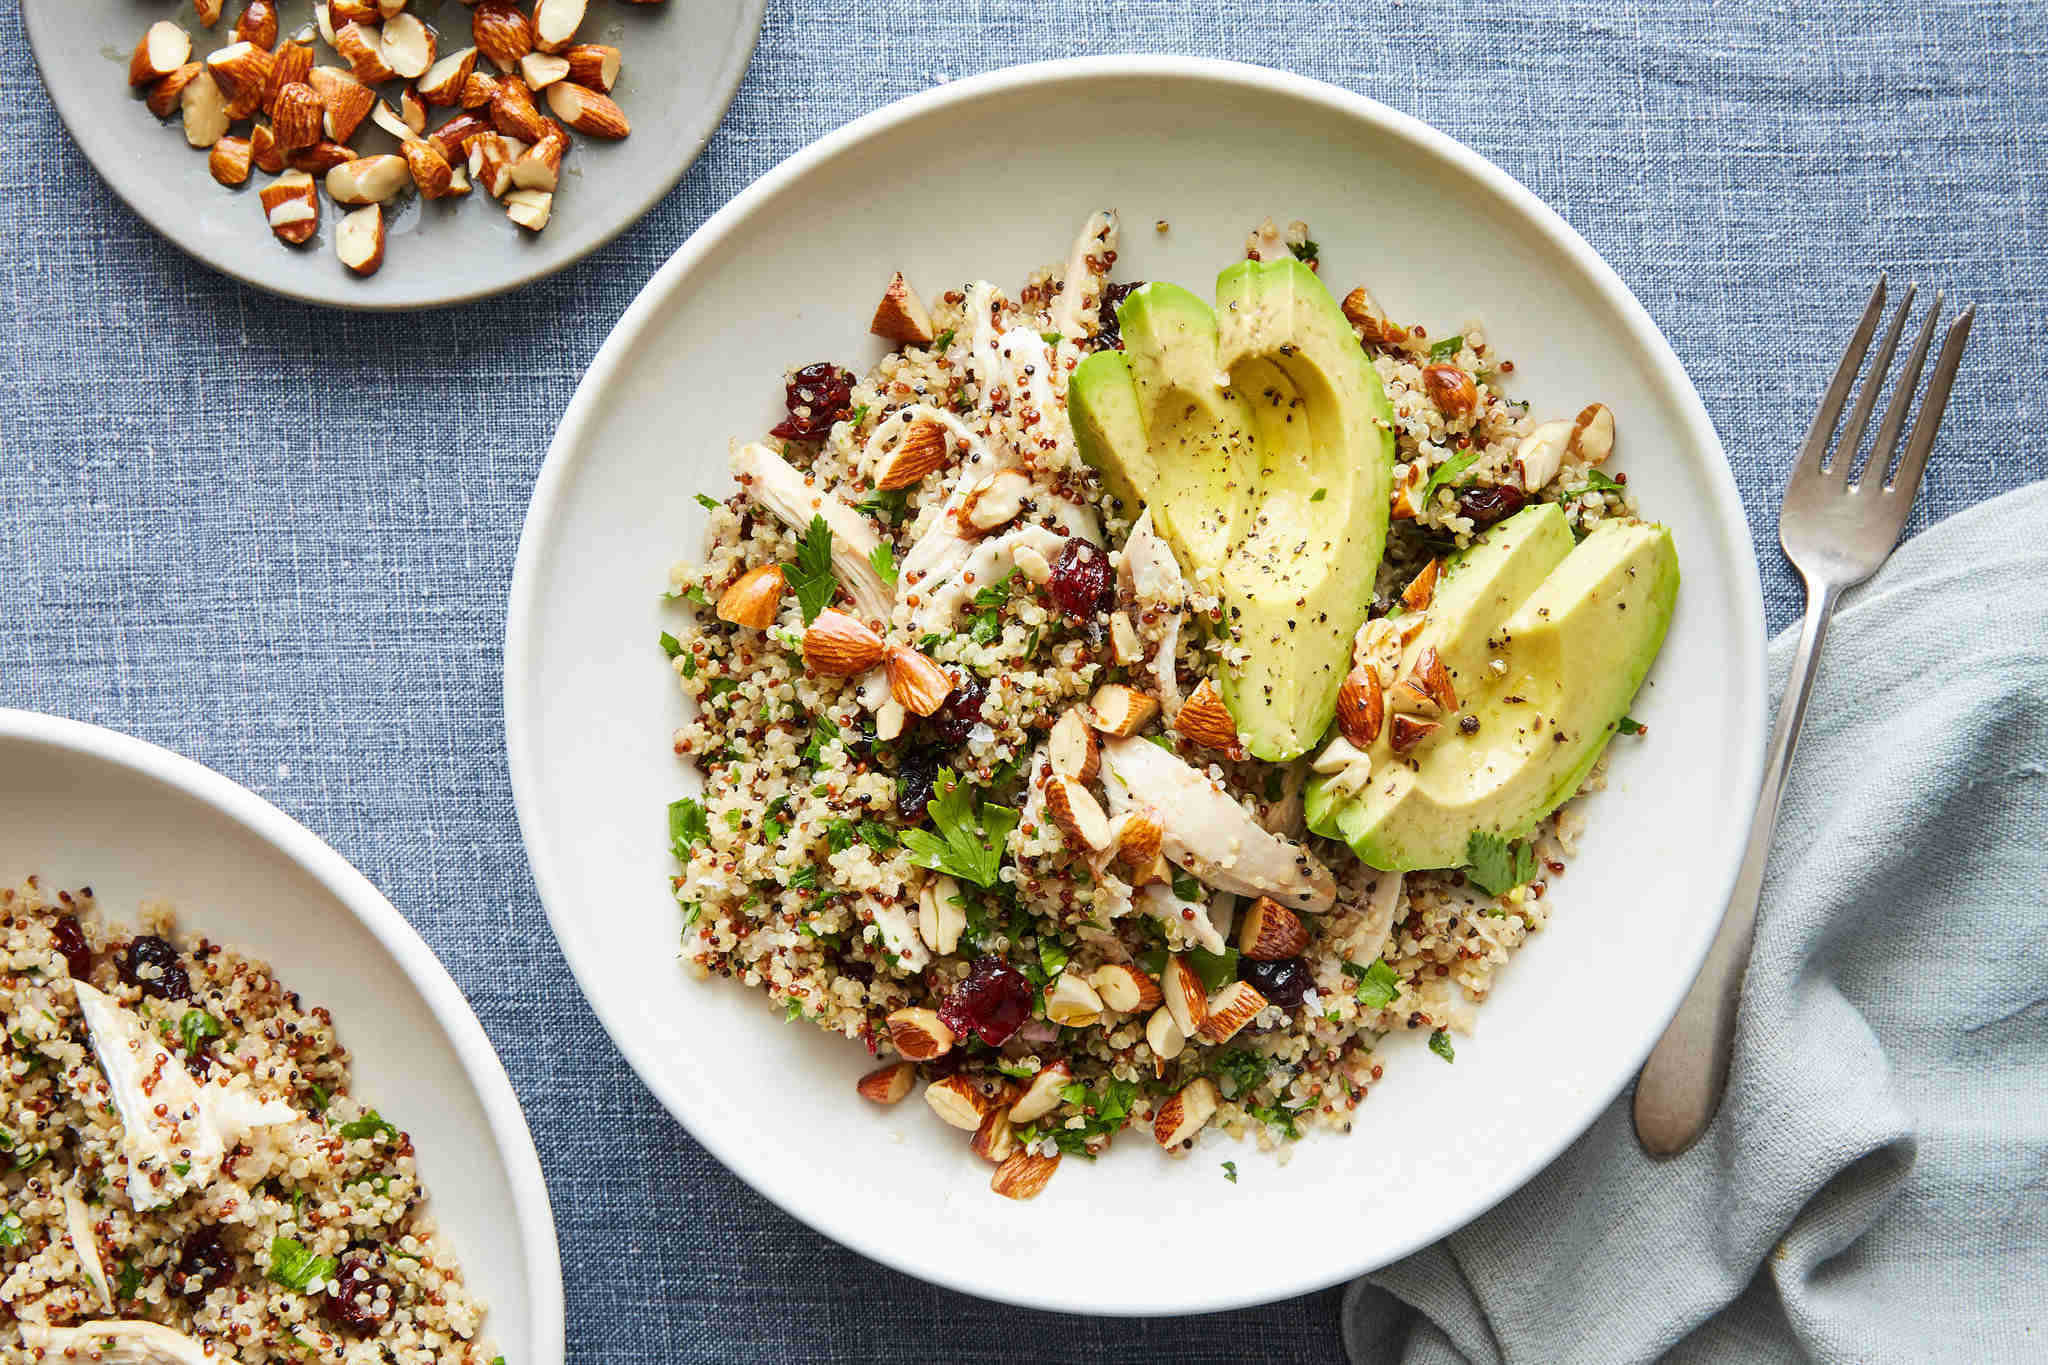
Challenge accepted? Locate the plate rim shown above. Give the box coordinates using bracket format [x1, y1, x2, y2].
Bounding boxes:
[504, 53, 1769, 1314]
[0, 707, 568, 1359]
[19, 0, 767, 312]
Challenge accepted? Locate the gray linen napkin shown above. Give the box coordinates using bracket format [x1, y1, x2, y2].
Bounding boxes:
[1343, 480, 2048, 1364]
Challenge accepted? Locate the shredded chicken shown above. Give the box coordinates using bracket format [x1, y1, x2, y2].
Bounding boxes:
[1137, 881, 1227, 954]
[1115, 510, 1188, 719]
[731, 441, 893, 623]
[1050, 209, 1120, 342]
[909, 525, 1070, 633]
[22, 1320, 226, 1364]
[63, 1180, 110, 1311]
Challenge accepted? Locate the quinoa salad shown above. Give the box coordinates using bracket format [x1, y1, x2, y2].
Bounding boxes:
[0, 878, 494, 1363]
[661, 211, 1667, 1200]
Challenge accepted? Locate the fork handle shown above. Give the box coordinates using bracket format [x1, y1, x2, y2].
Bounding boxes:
[1632, 580, 1840, 1158]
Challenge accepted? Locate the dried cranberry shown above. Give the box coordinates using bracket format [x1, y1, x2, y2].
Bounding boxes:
[51, 916, 93, 980]
[1239, 956, 1313, 1009]
[178, 1226, 236, 1297]
[323, 1251, 394, 1334]
[118, 935, 191, 1001]
[1046, 539, 1115, 621]
[1456, 484, 1526, 526]
[1096, 281, 1144, 350]
[895, 746, 941, 821]
[936, 957, 1034, 1046]
[925, 676, 985, 746]
[768, 362, 855, 442]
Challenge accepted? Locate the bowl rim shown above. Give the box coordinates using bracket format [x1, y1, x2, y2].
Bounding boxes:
[504, 53, 1769, 1314]
[0, 707, 567, 1357]
[18, 0, 766, 312]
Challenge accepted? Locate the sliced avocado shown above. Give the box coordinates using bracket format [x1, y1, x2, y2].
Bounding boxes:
[1304, 505, 1679, 870]
[1071, 258, 1394, 760]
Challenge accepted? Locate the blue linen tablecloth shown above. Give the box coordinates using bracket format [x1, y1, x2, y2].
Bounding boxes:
[3, 1, 2043, 1360]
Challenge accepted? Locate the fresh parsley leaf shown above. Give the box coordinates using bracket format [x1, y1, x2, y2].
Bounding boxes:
[857, 820, 897, 851]
[0, 1212, 23, 1246]
[1288, 238, 1320, 265]
[1247, 1101, 1308, 1139]
[117, 1256, 144, 1298]
[306, 1082, 330, 1114]
[680, 583, 714, 608]
[1420, 449, 1480, 505]
[1345, 959, 1403, 1010]
[786, 865, 819, 890]
[995, 1059, 1037, 1079]
[932, 328, 956, 351]
[825, 820, 857, 853]
[659, 630, 684, 659]
[1616, 715, 1646, 735]
[177, 1010, 222, 1056]
[1058, 1080, 1089, 1105]
[338, 1110, 400, 1144]
[1134, 948, 1168, 979]
[784, 515, 840, 624]
[1145, 733, 1176, 752]
[694, 493, 721, 512]
[1170, 869, 1204, 903]
[900, 768, 1019, 888]
[1041, 331, 1062, 346]
[669, 797, 709, 860]
[783, 997, 807, 1022]
[1428, 334, 1465, 360]
[1428, 1028, 1456, 1063]
[1039, 939, 1070, 980]
[971, 568, 1018, 610]
[970, 610, 1003, 645]
[802, 714, 840, 766]
[856, 488, 909, 525]
[849, 404, 870, 425]
[1208, 1048, 1271, 1098]
[1309, 486, 1327, 502]
[869, 542, 898, 587]
[1186, 947, 1240, 994]
[1464, 831, 1537, 897]
[172, 1162, 191, 1176]
[1222, 1160, 1238, 1183]
[265, 1236, 336, 1293]
[1569, 469, 1627, 496]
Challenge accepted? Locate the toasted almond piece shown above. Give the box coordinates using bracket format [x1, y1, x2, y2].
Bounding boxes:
[969, 1107, 1017, 1164]
[1006, 1060, 1072, 1124]
[313, 0, 338, 46]
[1513, 419, 1572, 493]
[374, 0, 406, 17]
[1341, 285, 1408, 346]
[195, 0, 224, 27]
[325, 153, 408, 205]
[1162, 955, 1207, 1037]
[1152, 1076, 1219, 1148]
[400, 86, 427, 131]
[307, 66, 373, 141]
[872, 417, 949, 491]
[1197, 981, 1267, 1045]
[563, 42, 621, 92]
[1114, 807, 1164, 879]
[207, 134, 252, 186]
[145, 63, 203, 118]
[263, 40, 312, 112]
[532, 0, 586, 53]
[466, 132, 524, 197]
[1409, 646, 1457, 713]
[855, 1060, 915, 1105]
[426, 110, 489, 160]
[1237, 896, 1308, 960]
[884, 1007, 953, 1062]
[461, 70, 500, 108]
[505, 185, 554, 232]
[258, 169, 318, 244]
[959, 468, 1032, 534]
[1569, 402, 1615, 466]
[915, 874, 965, 956]
[990, 1149, 1059, 1201]
[1423, 364, 1477, 419]
[1048, 707, 1100, 784]
[1389, 712, 1441, 754]
[335, 203, 385, 276]
[801, 610, 885, 676]
[417, 45, 477, 105]
[270, 80, 323, 150]
[1145, 1006, 1185, 1075]
[489, 76, 549, 142]
[885, 645, 952, 717]
[1173, 679, 1244, 758]
[471, 1, 533, 73]
[924, 1074, 991, 1130]
[333, 22, 395, 83]
[1108, 610, 1142, 665]
[714, 564, 783, 628]
[286, 139, 358, 175]
[1013, 542, 1053, 585]
[1089, 962, 1162, 1014]
[870, 271, 936, 346]
[380, 12, 435, 80]
[130, 22, 192, 86]
[1336, 666, 1385, 748]
[179, 69, 230, 148]
[331, 0, 378, 21]
[1402, 558, 1441, 612]
[249, 121, 283, 173]
[1044, 971, 1104, 1029]
[1089, 682, 1158, 738]
[234, 1, 279, 49]
[545, 80, 629, 137]
[873, 699, 906, 742]
[1389, 462, 1428, 520]
[1043, 774, 1112, 852]
[369, 97, 414, 142]
[207, 41, 274, 119]
[445, 163, 470, 196]
[518, 51, 570, 89]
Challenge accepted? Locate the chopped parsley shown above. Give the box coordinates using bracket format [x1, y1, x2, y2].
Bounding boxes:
[1568, 469, 1627, 496]
[784, 514, 840, 624]
[306, 1081, 330, 1114]
[338, 1110, 400, 1144]
[868, 541, 899, 587]
[265, 1236, 336, 1293]
[1041, 331, 1062, 346]
[1186, 947, 1240, 993]
[1288, 238, 1320, 265]
[1464, 831, 1537, 897]
[694, 493, 721, 512]
[1208, 1047, 1272, 1098]
[994, 1059, 1038, 1079]
[0, 1212, 23, 1246]
[1038, 939, 1070, 980]
[1309, 487, 1327, 503]
[1616, 715, 1646, 735]
[659, 630, 683, 658]
[901, 768, 1018, 888]
[786, 865, 819, 890]
[1344, 958, 1403, 1010]
[178, 1009, 223, 1056]
[857, 820, 897, 851]
[802, 714, 840, 766]
[669, 797, 709, 860]
[117, 1256, 144, 1298]
[1428, 334, 1465, 360]
[849, 404, 870, 425]
[968, 568, 1018, 644]
[1420, 449, 1480, 505]
[1169, 869, 1204, 903]
[1247, 1101, 1308, 1139]
[856, 488, 909, 525]
[932, 328, 956, 351]
[1221, 1161, 1238, 1184]
[1428, 1028, 1456, 1063]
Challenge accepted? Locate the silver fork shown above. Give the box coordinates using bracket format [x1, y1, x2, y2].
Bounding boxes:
[1633, 277, 1975, 1159]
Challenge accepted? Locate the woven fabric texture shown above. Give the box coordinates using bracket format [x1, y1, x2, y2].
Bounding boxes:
[2, 0, 2042, 1360]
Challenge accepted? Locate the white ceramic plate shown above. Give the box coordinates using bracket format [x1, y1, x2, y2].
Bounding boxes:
[505, 57, 1767, 1315]
[0, 710, 564, 1359]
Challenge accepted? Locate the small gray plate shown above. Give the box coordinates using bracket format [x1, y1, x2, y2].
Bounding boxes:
[24, 0, 764, 310]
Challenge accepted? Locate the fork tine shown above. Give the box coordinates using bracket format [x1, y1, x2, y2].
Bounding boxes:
[1827, 282, 1915, 479]
[1793, 275, 1887, 480]
[1861, 291, 1943, 488]
[1885, 304, 1975, 496]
